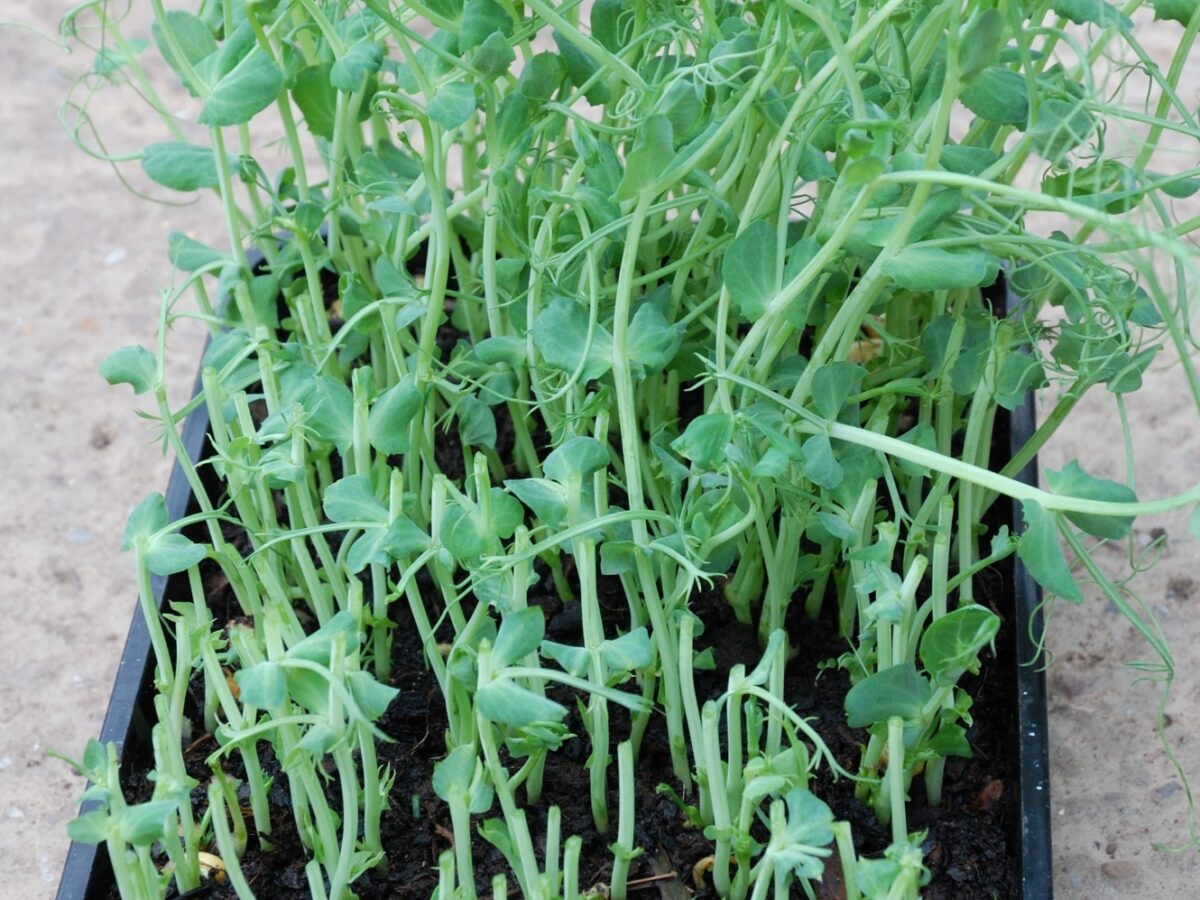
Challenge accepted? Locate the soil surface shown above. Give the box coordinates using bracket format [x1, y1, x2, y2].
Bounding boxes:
[106, 566, 1015, 900]
[4, 3, 1200, 899]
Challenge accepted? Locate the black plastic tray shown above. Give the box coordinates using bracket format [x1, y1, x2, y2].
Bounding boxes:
[57, 306, 1052, 900]
[56, 364, 212, 900]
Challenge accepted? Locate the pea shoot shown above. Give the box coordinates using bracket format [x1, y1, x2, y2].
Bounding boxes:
[56, 0, 1200, 896]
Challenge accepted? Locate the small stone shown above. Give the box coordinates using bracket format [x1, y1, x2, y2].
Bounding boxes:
[1101, 861, 1138, 880]
[1167, 577, 1196, 602]
[1049, 670, 1089, 698]
[1155, 781, 1182, 799]
[1105, 841, 1117, 857]
[90, 424, 113, 450]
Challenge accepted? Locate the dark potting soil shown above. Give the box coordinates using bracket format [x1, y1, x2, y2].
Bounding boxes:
[116, 558, 1014, 900]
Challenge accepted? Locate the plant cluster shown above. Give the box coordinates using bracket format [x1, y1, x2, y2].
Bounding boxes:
[56, 0, 1200, 898]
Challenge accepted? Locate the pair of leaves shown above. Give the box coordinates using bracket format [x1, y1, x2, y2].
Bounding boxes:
[722, 223, 821, 326]
[439, 490, 524, 563]
[844, 606, 999, 727]
[475, 608, 568, 727]
[432, 744, 494, 813]
[532, 296, 612, 381]
[236, 612, 398, 730]
[122, 493, 206, 575]
[763, 789, 836, 883]
[323, 476, 430, 574]
[1018, 462, 1139, 602]
[68, 800, 177, 848]
[541, 627, 654, 679]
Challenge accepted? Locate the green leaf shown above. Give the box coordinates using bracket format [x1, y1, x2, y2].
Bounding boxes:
[517, 51, 565, 105]
[1018, 501, 1083, 602]
[427, 82, 477, 129]
[544, 436, 610, 484]
[458, 395, 497, 449]
[802, 432, 843, 490]
[919, 606, 1000, 685]
[122, 494, 168, 550]
[599, 628, 653, 672]
[627, 301, 684, 375]
[1053, 0, 1133, 29]
[302, 376, 355, 449]
[670, 414, 734, 470]
[433, 745, 478, 800]
[471, 30, 516, 79]
[141, 142, 233, 192]
[541, 640, 591, 677]
[330, 42, 383, 92]
[460, 0, 512, 50]
[100, 345, 156, 394]
[844, 662, 932, 728]
[811, 363, 865, 420]
[83, 740, 108, 778]
[199, 50, 283, 126]
[617, 114, 674, 200]
[959, 10, 1004, 81]
[492, 608, 545, 669]
[151, 11, 216, 96]
[599, 540, 638, 576]
[476, 678, 567, 726]
[292, 65, 337, 139]
[494, 93, 530, 156]
[555, 30, 608, 104]
[883, 247, 999, 292]
[816, 511, 858, 545]
[347, 670, 399, 721]
[120, 800, 176, 846]
[288, 611, 360, 665]
[295, 723, 339, 758]
[506, 478, 568, 529]
[1044, 460, 1137, 539]
[67, 810, 108, 844]
[532, 296, 613, 381]
[960, 67, 1029, 125]
[773, 789, 835, 880]
[368, 378, 423, 455]
[346, 528, 389, 574]
[323, 476, 388, 525]
[723, 220, 778, 319]
[143, 533, 206, 575]
[1153, 0, 1199, 25]
[994, 351, 1045, 410]
[940, 144, 999, 176]
[591, 0, 631, 52]
[475, 336, 526, 368]
[440, 505, 489, 562]
[235, 662, 287, 710]
[862, 189, 965, 248]
[121, 493, 203, 573]
[167, 231, 225, 271]
[386, 516, 431, 558]
[489, 488, 525, 539]
[1030, 98, 1095, 163]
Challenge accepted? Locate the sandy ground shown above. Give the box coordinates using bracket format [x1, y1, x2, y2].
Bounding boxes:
[1, 3, 1199, 898]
